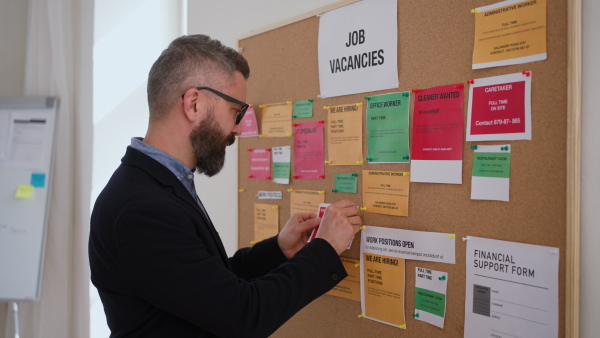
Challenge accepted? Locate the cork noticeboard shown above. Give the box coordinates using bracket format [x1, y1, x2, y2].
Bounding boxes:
[237, 0, 577, 337]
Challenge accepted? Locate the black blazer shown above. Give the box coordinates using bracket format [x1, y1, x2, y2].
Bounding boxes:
[89, 147, 346, 338]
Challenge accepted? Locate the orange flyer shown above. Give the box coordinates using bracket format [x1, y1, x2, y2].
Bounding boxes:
[260, 102, 293, 137]
[253, 203, 279, 243]
[472, 0, 547, 69]
[362, 170, 409, 216]
[326, 103, 363, 165]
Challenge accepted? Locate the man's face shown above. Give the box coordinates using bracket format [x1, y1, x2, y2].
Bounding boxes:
[189, 108, 235, 177]
[189, 72, 246, 176]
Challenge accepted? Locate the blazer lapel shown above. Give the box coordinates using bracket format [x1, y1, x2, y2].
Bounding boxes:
[122, 147, 231, 268]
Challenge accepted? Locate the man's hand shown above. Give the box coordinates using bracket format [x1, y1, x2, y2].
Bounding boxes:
[316, 200, 362, 255]
[277, 213, 321, 259]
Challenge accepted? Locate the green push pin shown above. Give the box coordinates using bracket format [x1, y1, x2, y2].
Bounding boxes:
[364, 96, 371, 101]
[439, 275, 447, 281]
[351, 173, 358, 177]
[292, 115, 297, 118]
[332, 189, 338, 193]
[402, 156, 410, 160]
[501, 146, 509, 151]
[470, 145, 478, 150]
[412, 313, 420, 318]
[402, 92, 410, 97]
[366, 157, 373, 161]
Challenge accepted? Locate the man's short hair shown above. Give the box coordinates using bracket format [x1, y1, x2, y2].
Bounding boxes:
[147, 34, 250, 121]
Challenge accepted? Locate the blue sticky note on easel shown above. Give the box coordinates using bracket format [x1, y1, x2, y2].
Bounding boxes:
[31, 173, 46, 187]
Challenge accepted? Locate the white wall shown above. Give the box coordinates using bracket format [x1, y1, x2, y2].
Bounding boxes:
[0, 0, 28, 97]
[90, 1, 184, 336]
[0, 0, 29, 333]
[580, 0, 600, 336]
[187, 0, 341, 256]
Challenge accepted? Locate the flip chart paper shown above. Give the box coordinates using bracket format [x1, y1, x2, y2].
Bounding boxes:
[239, 105, 259, 137]
[360, 228, 406, 328]
[471, 145, 511, 202]
[260, 102, 292, 137]
[253, 203, 279, 243]
[415, 267, 448, 328]
[6, 111, 49, 169]
[362, 170, 409, 216]
[467, 72, 532, 141]
[293, 121, 325, 179]
[464, 236, 559, 338]
[272, 146, 291, 184]
[472, 0, 547, 69]
[411, 84, 464, 184]
[248, 148, 271, 180]
[0, 110, 10, 159]
[334, 174, 358, 193]
[366, 92, 410, 163]
[327, 257, 361, 301]
[289, 190, 324, 216]
[326, 103, 363, 165]
[361, 226, 456, 264]
[293, 100, 313, 118]
[318, 0, 398, 98]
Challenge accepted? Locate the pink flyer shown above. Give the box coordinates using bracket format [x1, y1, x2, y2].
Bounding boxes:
[293, 121, 325, 180]
[248, 148, 271, 180]
[239, 105, 259, 137]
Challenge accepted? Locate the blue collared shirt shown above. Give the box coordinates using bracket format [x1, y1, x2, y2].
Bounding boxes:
[130, 137, 205, 213]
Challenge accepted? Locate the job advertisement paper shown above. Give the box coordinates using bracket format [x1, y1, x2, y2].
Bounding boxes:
[362, 226, 455, 264]
[464, 236, 559, 338]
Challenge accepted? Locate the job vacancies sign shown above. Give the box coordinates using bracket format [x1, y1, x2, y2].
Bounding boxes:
[318, 0, 398, 98]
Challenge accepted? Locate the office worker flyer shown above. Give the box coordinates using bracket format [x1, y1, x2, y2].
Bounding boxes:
[362, 170, 409, 216]
[464, 236, 558, 338]
[360, 228, 406, 328]
[410, 84, 464, 184]
[472, 0, 547, 69]
[260, 102, 292, 137]
[326, 103, 363, 165]
[467, 72, 532, 141]
[365, 92, 410, 163]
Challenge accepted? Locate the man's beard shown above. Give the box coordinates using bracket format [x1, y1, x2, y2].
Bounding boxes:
[189, 109, 236, 177]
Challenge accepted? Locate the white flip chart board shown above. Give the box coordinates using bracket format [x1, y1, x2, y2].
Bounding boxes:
[0, 97, 59, 301]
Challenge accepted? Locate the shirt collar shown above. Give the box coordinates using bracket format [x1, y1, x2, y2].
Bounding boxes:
[130, 137, 196, 183]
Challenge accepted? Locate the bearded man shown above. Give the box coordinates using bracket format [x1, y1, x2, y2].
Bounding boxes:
[89, 34, 362, 338]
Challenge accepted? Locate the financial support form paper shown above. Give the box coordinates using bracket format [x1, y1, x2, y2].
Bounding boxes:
[464, 236, 559, 338]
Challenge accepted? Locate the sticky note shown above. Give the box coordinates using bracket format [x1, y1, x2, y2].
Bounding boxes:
[15, 185, 35, 199]
[31, 172, 46, 187]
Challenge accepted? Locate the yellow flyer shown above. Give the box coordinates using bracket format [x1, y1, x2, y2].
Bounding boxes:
[326, 103, 363, 165]
[472, 0, 546, 69]
[361, 252, 406, 328]
[289, 190, 325, 215]
[253, 203, 279, 243]
[362, 170, 409, 216]
[260, 102, 293, 137]
[327, 257, 361, 301]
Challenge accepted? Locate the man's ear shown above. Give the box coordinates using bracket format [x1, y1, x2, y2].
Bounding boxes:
[181, 88, 204, 123]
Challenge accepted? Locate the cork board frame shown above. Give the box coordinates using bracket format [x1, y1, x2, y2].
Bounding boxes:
[237, 0, 581, 337]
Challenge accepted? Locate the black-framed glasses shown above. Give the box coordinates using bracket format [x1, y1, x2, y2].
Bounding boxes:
[191, 87, 249, 124]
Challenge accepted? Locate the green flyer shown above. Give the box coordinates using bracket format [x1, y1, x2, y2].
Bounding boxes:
[414, 267, 447, 328]
[293, 100, 313, 118]
[333, 174, 358, 193]
[472, 152, 511, 178]
[366, 92, 410, 163]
